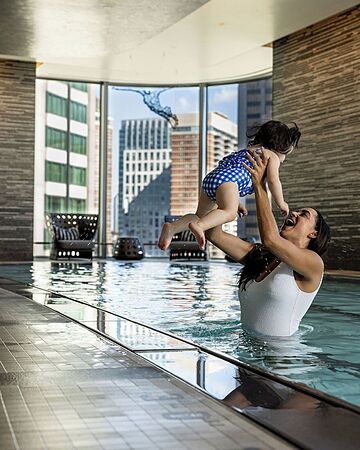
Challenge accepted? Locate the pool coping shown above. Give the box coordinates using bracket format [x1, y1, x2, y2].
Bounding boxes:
[1, 276, 360, 450]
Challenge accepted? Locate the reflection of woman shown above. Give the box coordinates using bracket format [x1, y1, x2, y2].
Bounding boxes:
[206, 149, 331, 337]
[235, 327, 323, 377]
[223, 368, 323, 411]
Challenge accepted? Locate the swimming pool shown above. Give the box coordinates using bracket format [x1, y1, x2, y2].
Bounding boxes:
[0, 259, 359, 407]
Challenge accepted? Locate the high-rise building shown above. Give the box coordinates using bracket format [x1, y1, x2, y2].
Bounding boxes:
[169, 114, 200, 217]
[118, 118, 171, 255]
[170, 112, 238, 216]
[171, 112, 238, 258]
[238, 78, 272, 148]
[238, 78, 272, 241]
[34, 80, 97, 256]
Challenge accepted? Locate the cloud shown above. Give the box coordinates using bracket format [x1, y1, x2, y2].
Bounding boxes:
[213, 87, 238, 104]
[176, 96, 191, 111]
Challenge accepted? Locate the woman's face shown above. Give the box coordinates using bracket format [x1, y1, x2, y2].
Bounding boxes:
[280, 208, 318, 243]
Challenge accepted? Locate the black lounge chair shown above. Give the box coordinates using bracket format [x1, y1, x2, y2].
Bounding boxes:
[169, 229, 207, 261]
[165, 215, 207, 261]
[113, 237, 144, 260]
[46, 213, 98, 260]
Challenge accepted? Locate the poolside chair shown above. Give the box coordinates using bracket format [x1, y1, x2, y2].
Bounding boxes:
[113, 237, 144, 260]
[46, 213, 98, 260]
[165, 215, 207, 261]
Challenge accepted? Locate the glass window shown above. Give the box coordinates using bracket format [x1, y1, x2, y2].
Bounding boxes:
[70, 100, 87, 123]
[70, 133, 87, 154]
[109, 85, 199, 256]
[45, 195, 66, 212]
[46, 92, 67, 117]
[70, 166, 86, 186]
[207, 84, 239, 259]
[45, 161, 66, 183]
[70, 82, 88, 92]
[46, 127, 67, 150]
[34, 80, 100, 258]
[69, 198, 86, 212]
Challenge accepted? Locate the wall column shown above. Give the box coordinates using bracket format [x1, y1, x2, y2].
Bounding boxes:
[0, 59, 36, 261]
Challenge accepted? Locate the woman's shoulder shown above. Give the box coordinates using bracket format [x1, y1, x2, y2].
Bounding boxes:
[287, 250, 324, 291]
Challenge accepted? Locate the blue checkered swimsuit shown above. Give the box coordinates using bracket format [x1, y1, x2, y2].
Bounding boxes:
[202, 149, 254, 201]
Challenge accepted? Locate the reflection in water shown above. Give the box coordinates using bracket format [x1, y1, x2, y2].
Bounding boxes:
[235, 325, 322, 376]
[0, 259, 359, 406]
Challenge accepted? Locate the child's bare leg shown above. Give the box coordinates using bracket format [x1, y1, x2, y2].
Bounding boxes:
[158, 214, 197, 250]
[158, 191, 217, 250]
[189, 183, 239, 250]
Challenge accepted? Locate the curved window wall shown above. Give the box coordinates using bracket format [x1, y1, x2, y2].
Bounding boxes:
[34, 77, 271, 258]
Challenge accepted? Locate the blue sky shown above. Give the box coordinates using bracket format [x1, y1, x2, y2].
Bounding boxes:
[106, 84, 238, 197]
[108, 84, 238, 129]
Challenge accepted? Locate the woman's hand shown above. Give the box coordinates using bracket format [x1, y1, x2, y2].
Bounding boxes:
[242, 147, 270, 187]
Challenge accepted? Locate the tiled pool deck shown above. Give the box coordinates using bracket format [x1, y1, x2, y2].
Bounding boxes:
[1, 274, 360, 450]
[0, 283, 295, 450]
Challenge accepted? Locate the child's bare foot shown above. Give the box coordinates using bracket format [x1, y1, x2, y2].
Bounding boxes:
[189, 222, 206, 250]
[158, 223, 173, 250]
[237, 204, 248, 218]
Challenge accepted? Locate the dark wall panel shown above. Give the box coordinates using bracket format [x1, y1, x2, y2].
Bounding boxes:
[273, 6, 360, 270]
[0, 59, 36, 261]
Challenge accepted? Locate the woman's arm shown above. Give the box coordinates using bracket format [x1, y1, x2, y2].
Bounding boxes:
[243, 150, 323, 280]
[205, 226, 253, 263]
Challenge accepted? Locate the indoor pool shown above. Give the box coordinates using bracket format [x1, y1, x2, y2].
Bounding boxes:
[0, 259, 359, 407]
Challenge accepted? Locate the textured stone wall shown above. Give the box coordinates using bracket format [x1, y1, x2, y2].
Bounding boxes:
[273, 6, 360, 270]
[0, 60, 36, 261]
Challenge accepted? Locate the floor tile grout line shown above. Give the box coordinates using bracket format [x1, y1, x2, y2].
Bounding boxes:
[0, 390, 21, 450]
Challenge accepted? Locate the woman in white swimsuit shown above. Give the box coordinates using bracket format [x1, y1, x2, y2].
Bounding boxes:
[206, 149, 331, 337]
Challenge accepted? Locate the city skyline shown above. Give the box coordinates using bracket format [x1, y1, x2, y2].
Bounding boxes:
[108, 85, 239, 210]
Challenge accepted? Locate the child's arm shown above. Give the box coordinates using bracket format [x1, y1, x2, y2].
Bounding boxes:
[266, 154, 289, 217]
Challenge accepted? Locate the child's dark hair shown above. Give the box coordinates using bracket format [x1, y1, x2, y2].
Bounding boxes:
[238, 209, 331, 291]
[247, 120, 301, 154]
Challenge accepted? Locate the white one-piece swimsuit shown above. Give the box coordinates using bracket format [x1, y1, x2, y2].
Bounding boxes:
[239, 262, 323, 337]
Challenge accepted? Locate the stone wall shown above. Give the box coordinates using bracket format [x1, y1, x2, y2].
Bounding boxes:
[273, 6, 360, 270]
[0, 60, 36, 261]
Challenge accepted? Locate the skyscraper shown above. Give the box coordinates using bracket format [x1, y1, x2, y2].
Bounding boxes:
[118, 118, 171, 255]
[238, 78, 272, 241]
[170, 112, 238, 216]
[171, 112, 238, 258]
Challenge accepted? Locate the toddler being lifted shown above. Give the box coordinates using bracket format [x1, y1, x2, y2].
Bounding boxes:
[158, 120, 301, 251]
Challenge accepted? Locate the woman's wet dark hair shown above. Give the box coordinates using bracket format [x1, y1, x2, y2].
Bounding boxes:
[308, 209, 331, 256]
[238, 209, 331, 291]
[247, 120, 301, 154]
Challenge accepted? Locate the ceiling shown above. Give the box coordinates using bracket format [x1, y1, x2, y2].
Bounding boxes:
[0, 0, 358, 84]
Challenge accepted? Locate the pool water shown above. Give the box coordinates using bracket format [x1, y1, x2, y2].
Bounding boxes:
[0, 259, 359, 406]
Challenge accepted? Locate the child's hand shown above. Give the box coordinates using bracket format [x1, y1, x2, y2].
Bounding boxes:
[279, 202, 289, 217]
[237, 204, 248, 218]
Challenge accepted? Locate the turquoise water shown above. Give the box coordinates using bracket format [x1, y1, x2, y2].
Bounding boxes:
[0, 259, 359, 406]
